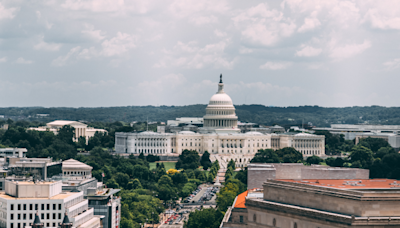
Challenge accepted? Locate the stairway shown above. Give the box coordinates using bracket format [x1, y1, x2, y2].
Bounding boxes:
[211, 154, 227, 183]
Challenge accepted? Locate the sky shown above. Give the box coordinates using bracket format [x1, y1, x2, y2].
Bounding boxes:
[1, 0, 400, 108]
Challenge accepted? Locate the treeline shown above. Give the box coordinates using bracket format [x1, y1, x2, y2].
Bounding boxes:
[2, 105, 400, 126]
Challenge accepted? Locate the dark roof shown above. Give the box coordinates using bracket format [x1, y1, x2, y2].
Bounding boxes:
[70, 189, 81, 192]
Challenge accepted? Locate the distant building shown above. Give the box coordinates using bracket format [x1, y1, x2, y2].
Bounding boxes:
[28, 120, 107, 143]
[355, 132, 400, 150]
[313, 124, 400, 140]
[222, 179, 400, 228]
[0, 180, 100, 228]
[0, 148, 27, 158]
[247, 163, 369, 189]
[116, 76, 325, 169]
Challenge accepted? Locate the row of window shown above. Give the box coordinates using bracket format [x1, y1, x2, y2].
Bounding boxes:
[10, 203, 62, 211]
[64, 171, 88, 175]
[11, 213, 62, 220]
[10, 222, 57, 228]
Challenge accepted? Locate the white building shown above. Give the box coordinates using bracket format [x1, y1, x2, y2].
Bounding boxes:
[115, 75, 325, 167]
[28, 120, 107, 143]
[0, 148, 27, 158]
[0, 180, 100, 228]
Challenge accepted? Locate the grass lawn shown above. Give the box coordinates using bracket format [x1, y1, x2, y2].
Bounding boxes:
[149, 161, 176, 170]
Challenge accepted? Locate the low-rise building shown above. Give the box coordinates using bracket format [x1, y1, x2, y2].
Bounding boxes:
[247, 163, 369, 189]
[0, 148, 27, 158]
[0, 180, 100, 228]
[28, 120, 107, 143]
[222, 179, 400, 228]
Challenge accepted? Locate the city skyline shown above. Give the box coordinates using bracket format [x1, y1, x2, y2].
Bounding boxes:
[1, 0, 400, 107]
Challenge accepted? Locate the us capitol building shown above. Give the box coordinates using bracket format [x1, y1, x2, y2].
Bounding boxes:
[115, 75, 325, 168]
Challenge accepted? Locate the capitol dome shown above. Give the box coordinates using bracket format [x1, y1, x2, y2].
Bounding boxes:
[202, 74, 239, 132]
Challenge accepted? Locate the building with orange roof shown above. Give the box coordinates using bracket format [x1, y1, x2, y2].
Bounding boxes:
[222, 179, 400, 228]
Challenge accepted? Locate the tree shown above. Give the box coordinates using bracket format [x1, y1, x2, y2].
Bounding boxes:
[77, 136, 86, 149]
[127, 179, 142, 190]
[176, 150, 200, 170]
[359, 137, 391, 153]
[306, 155, 323, 165]
[250, 149, 280, 163]
[325, 157, 345, 167]
[349, 145, 374, 168]
[57, 125, 75, 144]
[201, 151, 212, 170]
[276, 147, 303, 163]
[185, 208, 224, 228]
[138, 153, 145, 160]
[375, 146, 396, 159]
[235, 169, 247, 186]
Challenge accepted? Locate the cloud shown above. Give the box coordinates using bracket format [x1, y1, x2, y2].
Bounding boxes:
[34, 36, 62, 51]
[52, 46, 81, 66]
[214, 29, 227, 38]
[62, 0, 125, 12]
[296, 45, 322, 57]
[155, 40, 236, 69]
[100, 32, 136, 57]
[82, 24, 105, 41]
[383, 58, 400, 70]
[362, 1, 400, 30]
[329, 40, 371, 60]
[0, 3, 17, 20]
[15, 58, 33, 64]
[0, 57, 6, 63]
[298, 17, 321, 32]
[259, 61, 291, 70]
[233, 3, 296, 47]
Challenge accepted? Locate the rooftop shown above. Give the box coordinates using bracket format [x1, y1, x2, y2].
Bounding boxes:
[233, 189, 263, 209]
[0, 191, 77, 200]
[278, 179, 400, 189]
[63, 159, 93, 170]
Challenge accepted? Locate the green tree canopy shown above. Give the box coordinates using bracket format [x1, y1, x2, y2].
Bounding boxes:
[250, 149, 280, 163]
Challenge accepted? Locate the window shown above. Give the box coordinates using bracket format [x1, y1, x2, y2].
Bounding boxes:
[240, 216, 243, 223]
[253, 214, 256, 222]
[46, 213, 49, 219]
[17, 214, 20, 220]
[273, 218, 276, 226]
[58, 204, 62, 210]
[294, 222, 297, 228]
[47, 204, 50, 210]
[29, 204, 32, 210]
[23, 214, 26, 220]
[35, 204, 38, 210]
[58, 213, 62, 219]
[23, 204, 26, 210]
[11, 224, 13, 228]
[53, 204, 56, 210]
[41, 204, 44, 210]
[17, 223, 20, 228]
[53, 213, 56, 219]
[46, 223, 49, 227]
[17, 204, 21, 210]
[29, 214, 33, 220]
[53, 223, 56, 227]
[11, 204, 14, 210]
[41, 214, 44, 220]
[11, 214, 13, 220]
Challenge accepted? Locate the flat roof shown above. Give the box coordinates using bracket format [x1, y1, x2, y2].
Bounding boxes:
[277, 179, 400, 189]
[0, 192, 76, 200]
[233, 189, 263, 209]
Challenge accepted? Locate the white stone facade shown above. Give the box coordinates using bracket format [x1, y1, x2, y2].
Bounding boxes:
[115, 76, 325, 167]
[0, 180, 100, 228]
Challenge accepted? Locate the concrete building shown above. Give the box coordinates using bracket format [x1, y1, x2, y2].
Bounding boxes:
[0, 180, 100, 228]
[0, 148, 27, 158]
[222, 179, 400, 228]
[87, 188, 121, 228]
[28, 120, 107, 143]
[7, 157, 62, 180]
[247, 163, 369, 189]
[313, 124, 400, 140]
[115, 75, 325, 168]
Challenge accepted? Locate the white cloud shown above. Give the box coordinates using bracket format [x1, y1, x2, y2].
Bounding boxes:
[100, 32, 136, 57]
[259, 61, 291, 70]
[239, 47, 253, 54]
[296, 45, 322, 57]
[155, 40, 236, 69]
[16, 58, 33, 64]
[82, 24, 105, 41]
[362, 1, 400, 30]
[62, 0, 125, 12]
[34, 36, 62, 51]
[214, 29, 227, 38]
[233, 3, 296, 47]
[329, 40, 371, 60]
[0, 3, 17, 20]
[0, 57, 6, 63]
[383, 58, 400, 70]
[52, 46, 81, 66]
[298, 17, 321, 32]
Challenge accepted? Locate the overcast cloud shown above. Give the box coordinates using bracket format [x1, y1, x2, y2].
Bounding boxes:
[1, 0, 400, 107]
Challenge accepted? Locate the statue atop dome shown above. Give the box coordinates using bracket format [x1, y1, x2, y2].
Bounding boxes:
[219, 74, 223, 83]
